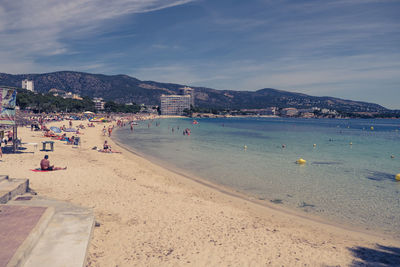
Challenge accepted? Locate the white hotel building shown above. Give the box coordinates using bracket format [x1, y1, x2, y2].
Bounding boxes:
[160, 94, 191, 115]
[22, 79, 34, 92]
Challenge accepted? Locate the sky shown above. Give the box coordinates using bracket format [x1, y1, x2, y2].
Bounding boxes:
[0, 0, 399, 109]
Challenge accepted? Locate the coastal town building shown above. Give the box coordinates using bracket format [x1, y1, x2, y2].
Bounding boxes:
[49, 88, 65, 96]
[265, 107, 277, 115]
[160, 94, 191, 115]
[49, 89, 83, 100]
[281, 108, 299, 117]
[63, 92, 83, 100]
[239, 108, 277, 116]
[301, 112, 315, 118]
[21, 79, 34, 92]
[93, 97, 106, 111]
[179, 86, 195, 107]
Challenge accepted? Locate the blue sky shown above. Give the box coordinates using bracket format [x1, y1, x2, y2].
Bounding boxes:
[1, 0, 399, 109]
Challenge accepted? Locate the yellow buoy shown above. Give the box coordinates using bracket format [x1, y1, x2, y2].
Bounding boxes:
[349, 142, 353, 145]
[396, 174, 400, 181]
[296, 158, 306, 164]
[370, 126, 374, 130]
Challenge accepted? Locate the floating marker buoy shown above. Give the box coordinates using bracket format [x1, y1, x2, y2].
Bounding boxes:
[370, 126, 374, 130]
[313, 144, 316, 147]
[396, 174, 400, 181]
[349, 142, 353, 145]
[296, 158, 306, 164]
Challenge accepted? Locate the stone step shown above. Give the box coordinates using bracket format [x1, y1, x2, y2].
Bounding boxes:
[0, 178, 29, 204]
[7, 196, 94, 267]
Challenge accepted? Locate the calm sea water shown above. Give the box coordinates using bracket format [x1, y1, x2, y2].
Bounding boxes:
[115, 117, 400, 237]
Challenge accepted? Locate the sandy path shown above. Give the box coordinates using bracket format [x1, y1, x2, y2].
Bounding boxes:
[1, 121, 399, 266]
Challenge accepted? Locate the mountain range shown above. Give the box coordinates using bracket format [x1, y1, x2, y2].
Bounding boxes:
[0, 71, 389, 113]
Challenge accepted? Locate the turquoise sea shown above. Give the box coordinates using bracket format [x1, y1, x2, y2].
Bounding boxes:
[115, 117, 400, 238]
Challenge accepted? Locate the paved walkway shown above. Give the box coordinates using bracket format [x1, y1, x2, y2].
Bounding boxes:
[0, 205, 47, 266]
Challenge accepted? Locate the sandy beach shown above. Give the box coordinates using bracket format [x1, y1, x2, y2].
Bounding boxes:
[2, 120, 399, 266]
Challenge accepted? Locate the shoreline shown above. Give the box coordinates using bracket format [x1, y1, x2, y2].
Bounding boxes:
[112, 128, 398, 243]
[2, 120, 400, 266]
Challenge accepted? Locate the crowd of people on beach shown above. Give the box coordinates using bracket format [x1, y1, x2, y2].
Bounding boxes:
[0, 112, 157, 169]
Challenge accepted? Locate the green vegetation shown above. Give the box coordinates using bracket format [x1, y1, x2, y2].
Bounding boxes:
[16, 89, 95, 113]
[15, 89, 140, 113]
[104, 101, 141, 113]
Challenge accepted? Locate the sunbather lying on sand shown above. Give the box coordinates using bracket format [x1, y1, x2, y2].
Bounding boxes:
[44, 131, 58, 138]
[52, 133, 66, 140]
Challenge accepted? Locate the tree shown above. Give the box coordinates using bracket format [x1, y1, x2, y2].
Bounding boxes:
[183, 108, 193, 117]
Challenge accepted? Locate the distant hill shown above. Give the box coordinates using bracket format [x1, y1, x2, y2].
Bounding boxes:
[0, 71, 388, 112]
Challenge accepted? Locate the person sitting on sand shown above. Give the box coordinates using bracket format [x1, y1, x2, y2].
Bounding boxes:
[40, 155, 66, 171]
[67, 136, 75, 145]
[103, 140, 111, 152]
[99, 140, 121, 153]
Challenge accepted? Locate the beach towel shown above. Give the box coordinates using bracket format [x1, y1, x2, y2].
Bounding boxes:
[30, 168, 64, 172]
[98, 150, 122, 154]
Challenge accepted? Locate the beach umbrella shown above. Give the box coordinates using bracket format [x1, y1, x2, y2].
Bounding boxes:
[84, 111, 94, 114]
[50, 126, 62, 133]
[64, 128, 76, 132]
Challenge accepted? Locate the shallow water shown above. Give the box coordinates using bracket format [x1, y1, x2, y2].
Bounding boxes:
[115, 117, 400, 237]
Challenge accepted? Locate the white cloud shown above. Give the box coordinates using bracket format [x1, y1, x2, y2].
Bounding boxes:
[0, 0, 196, 73]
